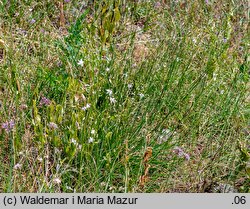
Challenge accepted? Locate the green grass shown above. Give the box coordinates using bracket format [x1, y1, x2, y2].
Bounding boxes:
[0, 0, 249, 193]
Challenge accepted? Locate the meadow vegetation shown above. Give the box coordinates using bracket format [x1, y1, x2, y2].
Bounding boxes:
[0, 0, 249, 192]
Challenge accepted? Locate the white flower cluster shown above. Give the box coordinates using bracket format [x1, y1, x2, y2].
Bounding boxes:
[70, 138, 82, 150]
[106, 89, 116, 104]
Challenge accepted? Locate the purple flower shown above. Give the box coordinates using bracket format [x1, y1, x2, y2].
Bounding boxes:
[40, 97, 51, 106]
[173, 147, 190, 161]
[173, 147, 184, 157]
[48, 122, 58, 130]
[183, 153, 190, 161]
[30, 19, 36, 24]
[64, 0, 70, 2]
[2, 120, 15, 133]
[205, 0, 209, 4]
[154, 2, 161, 9]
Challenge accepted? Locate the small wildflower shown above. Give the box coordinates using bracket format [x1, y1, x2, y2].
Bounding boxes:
[173, 147, 184, 157]
[18, 151, 24, 156]
[205, 0, 209, 4]
[110, 97, 117, 104]
[78, 144, 82, 150]
[53, 178, 61, 184]
[88, 137, 94, 143]
[154, 2, 161, 9]
[109, 186, 116, 191]
[128, 83, 133, 89]
[220, 90, 224, 94]
[91, 129, 96, 135]
[37, 157, 43, 162]
[82, 103, 91, 111]
[106, 89, 113, 96]
[118, 186, 125, 192]
[139, 93, 144, 99]
[2, 120, 15, 133]
[77, 59, 84, 67]
[30, 19, 36, 24]
[106, 67, 110, 72]
[14, 163, 22, 170]
[183, 153, 190, 161]
[173, 147, 190, 161]
[223, 38, 227, 43]
[70, 138, 77, 145]
[48, 122, 58, 130]
[40, 96, 51, 106]
[64, 0, 71, 2]
[100, 182, 106, 187]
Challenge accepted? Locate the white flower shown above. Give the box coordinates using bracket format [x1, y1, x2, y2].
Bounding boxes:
[78, 144, 82, 150]
[91, 129, 96, 135]
[37, 157, 43, 162]
[128, 83, 133, 89]
[106, 67, 110, 72]
[110, 97, 117, 104]
[14, 163, 22, 170]
[70, 138, 77, 145]
[82, 103, 91, 111]
[139, 93, 144, 99]
[106, 89, 113, 96]
[77, 59, 84, 67]
[88, 137, 94, 143]
[53, 178, 61, 184]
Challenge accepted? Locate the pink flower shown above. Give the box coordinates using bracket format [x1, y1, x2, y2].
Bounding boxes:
[2, 120, 15, 133]
[173, 147, 190, 161]
[40, 97, 51, 106]
[48, 122, 58, 130]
